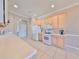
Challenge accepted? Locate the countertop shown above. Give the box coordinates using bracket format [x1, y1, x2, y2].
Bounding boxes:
[0, 33, 37, 59]
[51, 34, 79, 37]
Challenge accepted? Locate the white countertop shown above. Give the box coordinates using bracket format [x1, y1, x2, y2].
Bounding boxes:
[52, 34, 79, 37]
[0, 33, 37, 59]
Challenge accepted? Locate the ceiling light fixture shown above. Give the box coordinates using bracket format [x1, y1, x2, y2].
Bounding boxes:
[51, 4, 55, 8]
[13, 4, 18, 8]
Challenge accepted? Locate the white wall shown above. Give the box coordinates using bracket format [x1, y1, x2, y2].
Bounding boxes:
[64, 5, 79, 49]
[7, 13, 20, 33]
[64, 5, 79, 35]
[7, 13, 31, 39]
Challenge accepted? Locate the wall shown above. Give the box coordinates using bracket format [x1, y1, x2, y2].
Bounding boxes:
[7, 13, 28, 34]
[64, 5, 79, 35]
[7, 13, 20, 33]
[8, 13, 32, 39]
[62, 5, 79, 49]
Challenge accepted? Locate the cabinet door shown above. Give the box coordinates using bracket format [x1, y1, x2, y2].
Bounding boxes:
[18, 21, 28, 38]
[52, 16, 58, 28]
[58, 14, 65, 28]
[52, 35, 64, 48]
[52, 35, 58, 46]
[57, 36, 64, 48]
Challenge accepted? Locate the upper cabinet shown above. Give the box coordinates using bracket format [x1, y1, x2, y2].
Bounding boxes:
[34, 19, 44, 26]
[45, 16, 53, 25]
[58, 13, 65, 28]
[34, 13, 66, 29]
[44, 13, 65, 29]
[52, 16, 58, 28]
[44, 15, 58, 28]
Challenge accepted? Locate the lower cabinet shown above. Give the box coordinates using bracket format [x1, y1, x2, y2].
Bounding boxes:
[52, 35, 64, 48]
[57, 36, 64, 48]
[38, 32, 44, 42]
[52, 35, 58, 46]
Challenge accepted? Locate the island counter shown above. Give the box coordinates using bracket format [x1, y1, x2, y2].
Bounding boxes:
[0, 33, 37, 59]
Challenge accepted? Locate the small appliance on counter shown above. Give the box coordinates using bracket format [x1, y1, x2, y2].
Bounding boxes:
[59, 29, 64, 35]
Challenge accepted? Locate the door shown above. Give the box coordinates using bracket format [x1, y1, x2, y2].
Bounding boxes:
[18, 20, 28, 38]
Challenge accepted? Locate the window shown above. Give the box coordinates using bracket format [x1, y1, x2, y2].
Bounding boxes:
[0, 0, 5, 24]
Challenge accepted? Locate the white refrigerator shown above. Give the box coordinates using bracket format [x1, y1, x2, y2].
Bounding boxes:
[32, 25, 41, 40]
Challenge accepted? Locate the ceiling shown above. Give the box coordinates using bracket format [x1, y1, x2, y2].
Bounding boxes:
[8, 0, 79, 18]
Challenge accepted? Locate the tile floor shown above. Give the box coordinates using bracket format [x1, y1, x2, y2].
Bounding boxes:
[23, 39, 79, 59]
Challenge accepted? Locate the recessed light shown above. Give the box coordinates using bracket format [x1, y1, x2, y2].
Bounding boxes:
[13, 4, 18, 8]
[51, 4, 55, 8]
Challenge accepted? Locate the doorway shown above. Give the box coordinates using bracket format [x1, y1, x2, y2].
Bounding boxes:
[17, 20, 28, 39]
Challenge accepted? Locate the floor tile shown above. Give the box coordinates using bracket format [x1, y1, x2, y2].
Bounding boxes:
[24, 39, 79, 59]
[54, 48, 66, 59]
